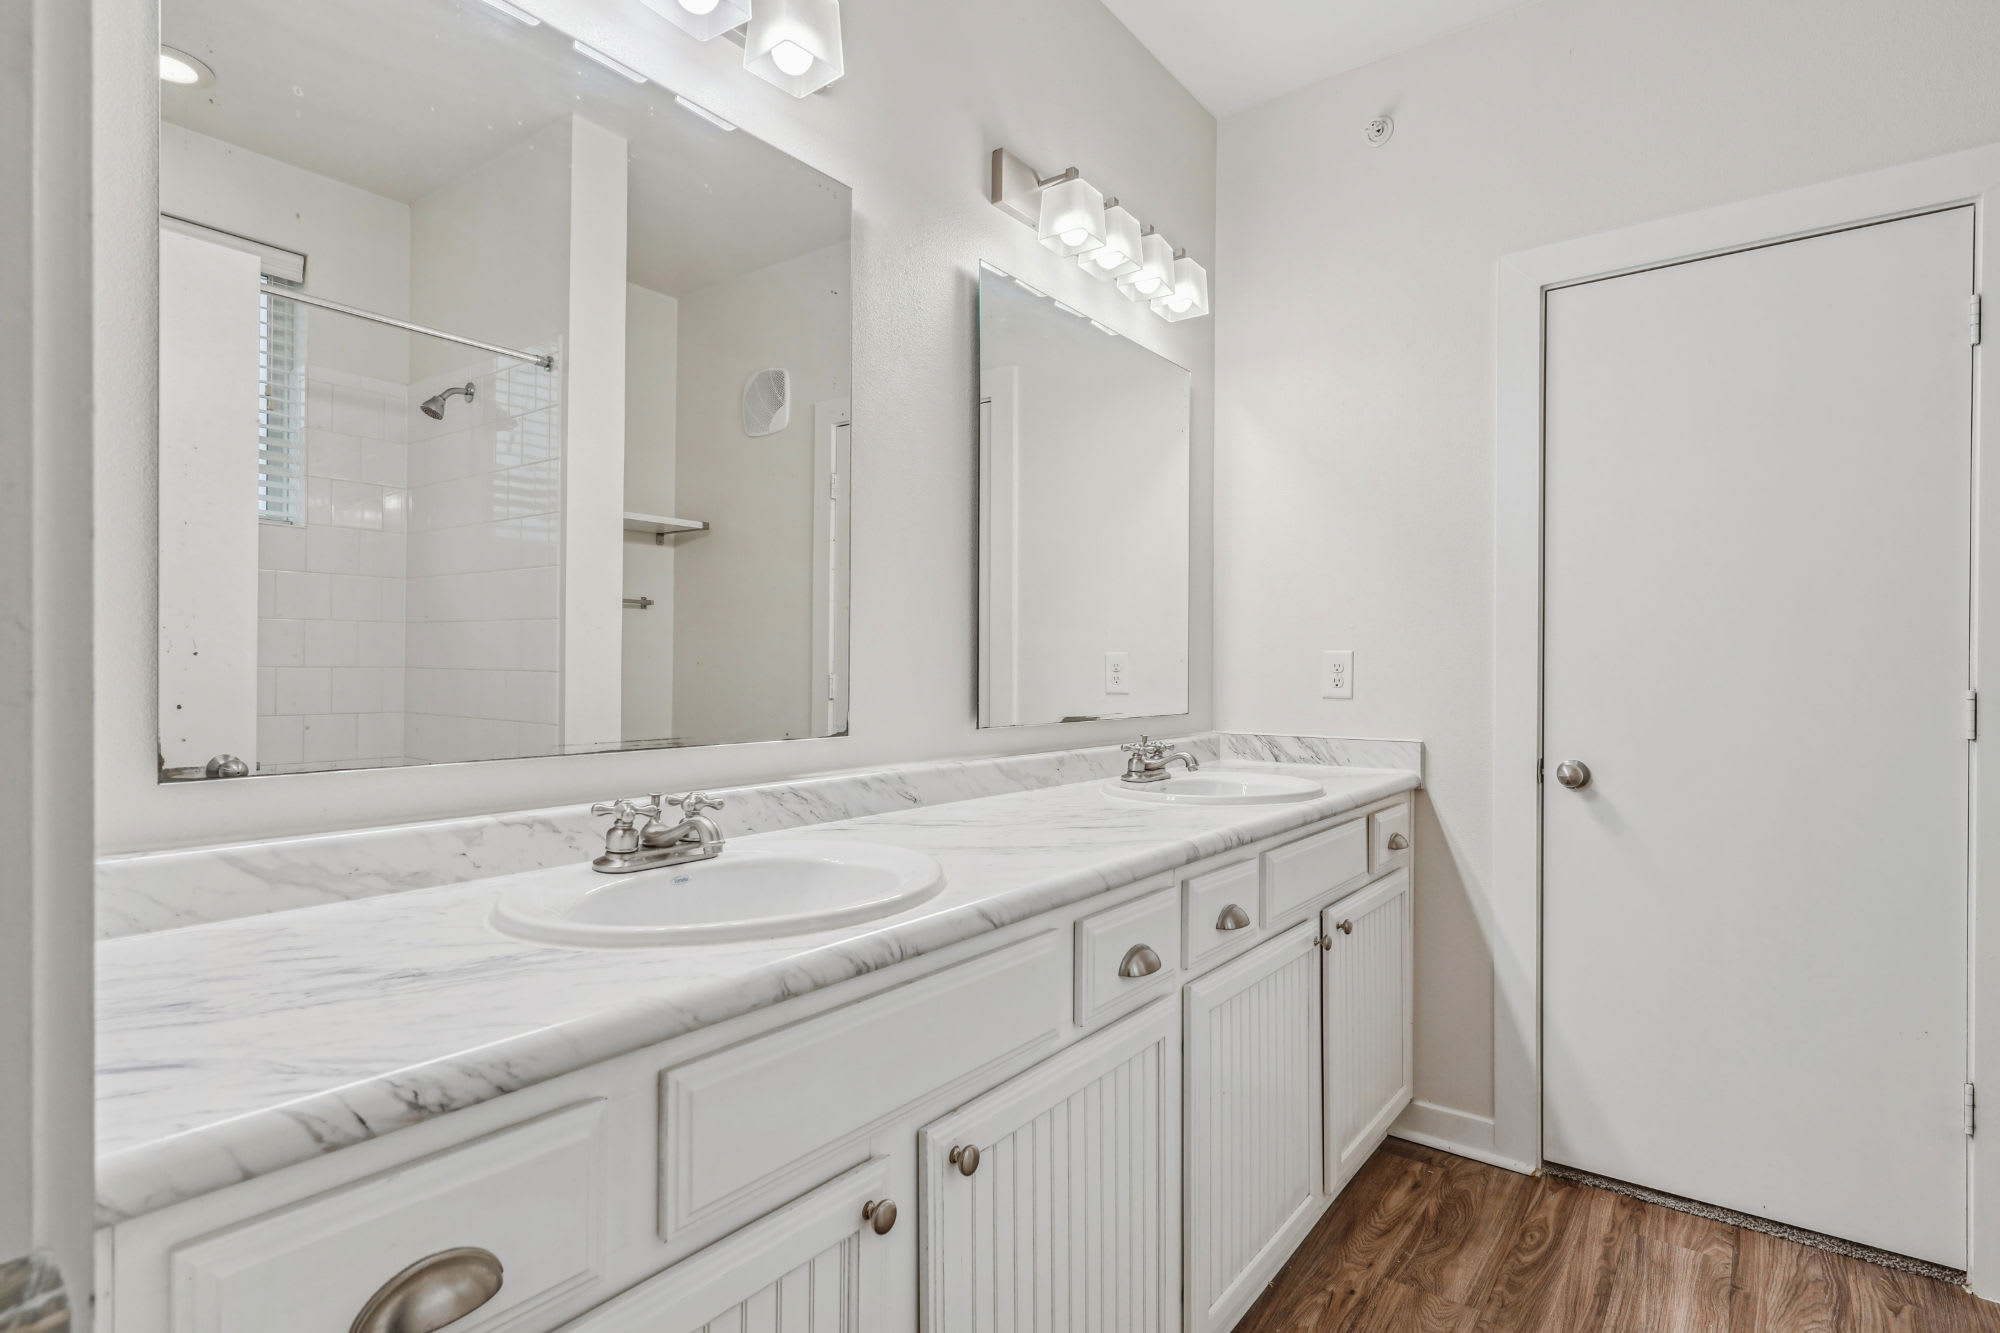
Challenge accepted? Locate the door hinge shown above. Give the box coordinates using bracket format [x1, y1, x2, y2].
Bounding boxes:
[1536, 757, 1545, 784]
[1973, 294, 1984, 346]
[1969, 690, 1980, 741]
[829, 472, 840, 500]
[1967, 1083, 1978, 1137]
[827, 671, 839, 701]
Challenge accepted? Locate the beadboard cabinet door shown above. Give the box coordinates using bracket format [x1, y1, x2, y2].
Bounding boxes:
[1183, 922, 1323, 1333]
[562, 1160, 901, 1333]
[1322, 869, 1414, 1194]
[917, 1000, 1180, 1333]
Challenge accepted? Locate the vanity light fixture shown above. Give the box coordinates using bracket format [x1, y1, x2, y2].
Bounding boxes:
[743, 0, 845, 97]
[158, 45, 215, 87]
[573, 39, 648, 83]
[1117, 229, 1175, 303]
[1080, 200, 1143, 281]
[639, 0, 751, 43]
[1034, 170, 1106, 258]
[674, 93, 738, 130]
[474, 0, 542, 26]
[1150, 250, 1210, 323]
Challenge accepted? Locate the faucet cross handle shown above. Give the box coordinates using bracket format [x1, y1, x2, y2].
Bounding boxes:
[592, 794, 665, 823]
[1122, 735, 1164, 758]
[669, 791, 726, 816]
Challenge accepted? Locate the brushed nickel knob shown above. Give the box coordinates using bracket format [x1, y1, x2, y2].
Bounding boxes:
[1316, 934, 1333, 951]
[950, 1144, 981, 1176]
[1336, 919, 1353, 935]
[862, 1199, 897, 1235]
[1555, 760, 1592, 790]
[1386, 832, 1408, 851]
[350, 1248, 503, 1333]
[1118, 943, 1163, 978]
[1215, 904, 1251, 932]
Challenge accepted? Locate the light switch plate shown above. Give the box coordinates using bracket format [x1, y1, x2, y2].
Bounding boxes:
[1105, 652, 1130, 695]
[1320, 650, 1353, 699]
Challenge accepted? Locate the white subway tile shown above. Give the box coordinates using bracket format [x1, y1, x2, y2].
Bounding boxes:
[258, 618, 306, 668]
[256, 714, 304, 765]
[272, 571, 331, 621]
[257, 571, 276, 618]
[258, 523, 308, 572]
[309, 430, 364, 482]
[361, 441, 407, 488]
[273, 666, 332, 715]
[302, 619, 358, 667]
[305, 524, 362, 575]
[355, 619, 404, 667]
[331, 481, 385, 531]
[356, 711, 403, 760]
[257, 667, 276, 716]
[301, 712, 359, 762]
[329, 666, 384, 713]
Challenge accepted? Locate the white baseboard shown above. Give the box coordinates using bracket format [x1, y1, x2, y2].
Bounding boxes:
[1390, 1099, 1535, 1175]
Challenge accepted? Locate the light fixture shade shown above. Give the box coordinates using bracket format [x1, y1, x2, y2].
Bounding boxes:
[1117, 231, 1175, 302]
[743, 0, 844, 96]
[1080, 203, 1143, 281]
[638, 0, 751, 42]
[1151, 254, 1210, 322]
[1036, 175, 1105, 258]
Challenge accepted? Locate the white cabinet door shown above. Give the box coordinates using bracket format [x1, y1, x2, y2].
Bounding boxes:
[918, 1000, 1180, 1333]
[563, 1160, 899, 1333]
[1183, 923, 1322, 1333]
[1322, 869, 1412, 1194]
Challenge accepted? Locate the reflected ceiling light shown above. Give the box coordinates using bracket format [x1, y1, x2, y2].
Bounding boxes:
[1117, 230, 1175, 303]
[673, 93, 737, 130]
[573, 39, 648, 83]
[639, 0, 751, 43]
[1080, 199, 1142, 280]
[744, 0, 845, 97]
[1035, 170, 1105, 258]
[475, 0, 541, 25]
[1150, 251, 1210, 322]
[158, 46, 214, 88]
[1088, 319, 1119, 337]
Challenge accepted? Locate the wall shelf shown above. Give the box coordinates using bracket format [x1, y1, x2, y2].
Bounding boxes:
[624, 512, 710, 542]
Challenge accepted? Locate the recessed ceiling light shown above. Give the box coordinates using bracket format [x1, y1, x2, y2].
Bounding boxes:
[476, 0, 541, 25]
[158, 46, 214, 88]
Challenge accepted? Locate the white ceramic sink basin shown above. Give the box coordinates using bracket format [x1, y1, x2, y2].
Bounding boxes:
[490, 839, 947, 947]
[1104, 772, 1326, 806]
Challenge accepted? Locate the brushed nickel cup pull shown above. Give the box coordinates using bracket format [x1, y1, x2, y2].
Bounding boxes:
[1118, 943, 1163, 978]
[1215, 904, 1251, 932]
[1336, 919, 1353, 935]
[862, 1199, 898, 1234]
[350, 1248, 503, 1333]
[1386, 832, 1408, 851]
[950, 1144, 982, 1176]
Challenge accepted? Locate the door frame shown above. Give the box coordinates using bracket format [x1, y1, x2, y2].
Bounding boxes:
[1495, 142, 2000, 1289]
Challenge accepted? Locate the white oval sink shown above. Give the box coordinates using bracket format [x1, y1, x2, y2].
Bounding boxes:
[490, 839, 946, 947]
[1103, 772, 1326, 806]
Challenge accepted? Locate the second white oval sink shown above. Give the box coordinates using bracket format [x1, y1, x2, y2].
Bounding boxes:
[1104, 772, 1326, 806]
[490, 839, 946, 948]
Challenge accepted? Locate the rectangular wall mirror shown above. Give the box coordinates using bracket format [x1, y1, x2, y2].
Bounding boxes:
[977, 263, 1191, 728]
[155, 0, 852, 779]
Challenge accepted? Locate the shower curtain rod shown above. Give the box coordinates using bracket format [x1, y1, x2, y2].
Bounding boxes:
[261, 278, 556, 372]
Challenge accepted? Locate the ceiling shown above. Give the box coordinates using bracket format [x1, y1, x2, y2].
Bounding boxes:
[1097, 0, 1536, 117]
[161, 0, 848, 296]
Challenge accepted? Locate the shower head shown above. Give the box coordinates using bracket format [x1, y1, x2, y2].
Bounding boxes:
[420, 382, 476, 420]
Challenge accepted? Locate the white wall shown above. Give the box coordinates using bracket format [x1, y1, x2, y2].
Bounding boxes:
[97, 0, 1214, 852]
[5, 0, 93, 1306]
[672, 242, 848, 744]
[1214, 0, 2000, 1137]
[622, 283, 679, 742]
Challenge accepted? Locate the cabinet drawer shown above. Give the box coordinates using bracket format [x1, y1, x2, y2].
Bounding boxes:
[169, 1101, 608, 1333]
[659, 933, 1064, 1248]
[1261, 818, 1370, 924]
[1371, 802, 1413, 872]
[1184, 859, 1261, 969]
[1076, 884, 1181, 1027]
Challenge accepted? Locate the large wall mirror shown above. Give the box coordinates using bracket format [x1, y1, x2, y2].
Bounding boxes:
[156, 0, 852, 779]
[977, 263, 1191, 728]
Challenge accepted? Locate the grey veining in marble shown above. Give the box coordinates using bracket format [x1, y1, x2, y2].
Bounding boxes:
[95, 761, 1417, 1225]
[0, 1254, 70, 1333]
[1222, 733, 1424, 782]
[97, 736, 1225, 939]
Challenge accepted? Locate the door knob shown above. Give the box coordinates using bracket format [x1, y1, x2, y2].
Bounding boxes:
[862, 1199, 898, 1234]
[1554, 760, 1592, 790]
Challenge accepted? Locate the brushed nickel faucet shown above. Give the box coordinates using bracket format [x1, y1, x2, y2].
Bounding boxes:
[1120, 736, 1199, 785]
[591, 792, 727, 874]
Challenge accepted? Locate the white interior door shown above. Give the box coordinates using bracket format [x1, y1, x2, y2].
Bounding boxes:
[1541, 206, 1975, 1267]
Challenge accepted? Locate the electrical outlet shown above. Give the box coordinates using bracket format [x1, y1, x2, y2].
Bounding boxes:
[1320, 650, 1353, 700]
[1105, 651, 1130, 695]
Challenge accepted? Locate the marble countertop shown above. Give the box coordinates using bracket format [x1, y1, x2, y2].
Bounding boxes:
[95, 763, 1419, 1225]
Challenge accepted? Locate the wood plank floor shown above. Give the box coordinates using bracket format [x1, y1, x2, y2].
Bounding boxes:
[1233, 1140, 2000, 1333]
